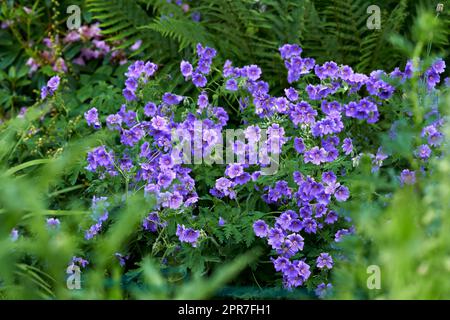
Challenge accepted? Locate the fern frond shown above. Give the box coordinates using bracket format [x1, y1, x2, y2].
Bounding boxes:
[357, 0, 409, 72]
[141, 16, 210, 51]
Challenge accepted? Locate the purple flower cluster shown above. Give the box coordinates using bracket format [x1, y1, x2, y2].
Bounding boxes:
[69, 256, 89, 269]
[400, 169, 416, 185]
[86, 146, 116, 177]
[84, 107, 101, 129]
[85, 59, 246, 248]
[254, 170, 351, 288]
[176, 224, 201, 247]
[63, 23, 130, 66]
[344, 98, 379, 123]
[397, 104, 445, 184]
[208, 123, 288, 199]
[424, 59, 446, 90]
[279, 44, 315, 83]
[26, 37, 67, 75]
[413, 118, 444, 162]
[180, 44, 216, 88]
[85, 196, 109, 240]
[46, 217, 60, 228]
[142, 212, 166, 232]
[27, 23, 130, 76]
[114, 252, 129, 267]
[123, 60, 158, 101]
[40, 76, 60, 99]
[315, 282, 333, 298]
[80, 41, 446, 293]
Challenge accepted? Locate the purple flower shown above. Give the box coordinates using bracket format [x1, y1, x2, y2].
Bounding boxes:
[284, 87, 298, 101]
[334, 186, 350, 202]
[322, 171, 337, 185]
[287, 233, 304, 252]
[302, 218, 317, 234]
[400, 169, 416, 185]
[86, 146, 115, 172]
[197, 59, 211, 74]
[325, 211, 338, 224]
[11, 228, 19, 241]
[223, 60, 235, 77]
[47, 76, 60, 92]
[225, 78, 238, 91]
[40, 86, 49, 99]
[246, 65, 262, 81]
[273, 257, 289, 272]
[253, 220, 269, 237]
[114, 252, 129, 267]
[143, 61, 158, 77]
[279, 44, 302, 60]
[293, 137, 305, 154]
[144, 102, 157, 117]
[286, 219, 301, 232]
[315, 283, 333, 298]
[130, 39, 142, 51]
[41, 76, 61, 99]
[85, 107, 101, 129]
[85, 222, 102, 240]
[316, 253, 333, 269]
[176, 224, 201, 247]
[192, 72, 207, 87]
[143, 212, 160, 232]
[47, 217, 60, 228]
[118, 105, 137, 127]
[123, 89, 136, 101]
[151, 116, 169, 131]
[192, 11, 201, 22]
[342, 138, 353, 155]
[304, 147, 327, 165]
[106, 114, 122, 130]
[415, 144, 431, 160]
[159, 154, 174, 170]
[432, 58, 446, 74]
[296, 260, 311, 280]
[225, 163, 244, 178]
[157, 170, 176, 188]
[125, 78, 138, 91]
[71, 256, 89, 268]
[276, 212, 293, 229]
[267, 228, 284, 249]
[322, 61, 339, 78]
[197, 44, 217, 60]
[168, 192, 183, 209]
[162, 92, 183, 105]
[180, 60, 193, 78]
[218, 217, 226, 226]
[425, 69, 440, 89]
[120, 127, 144, 146]
[197, 91, 209, 109]
[335, 228, 352, 242]
[267, 180, 292, 202]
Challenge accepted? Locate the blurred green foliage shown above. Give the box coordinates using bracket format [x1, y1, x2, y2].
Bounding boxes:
[332, 11, 450, 299]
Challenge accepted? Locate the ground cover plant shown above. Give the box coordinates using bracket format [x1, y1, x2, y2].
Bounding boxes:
[0, 0, 449, 300]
